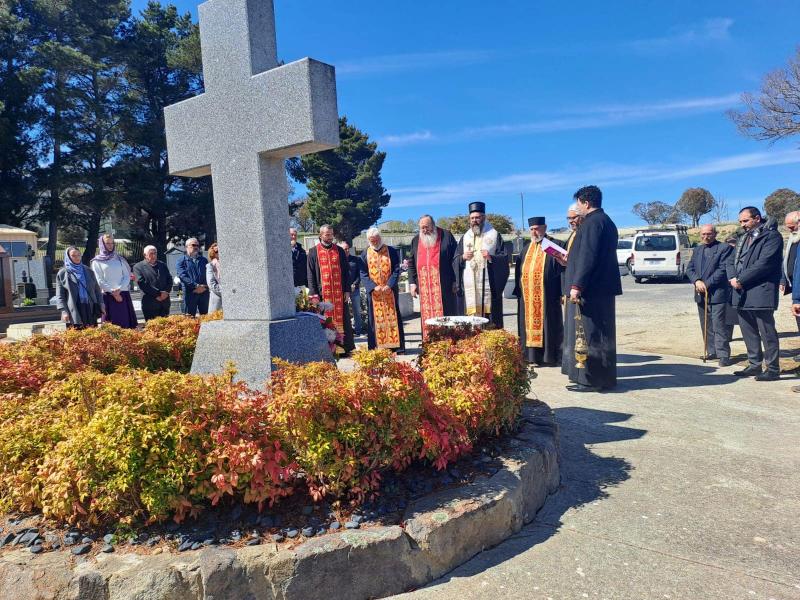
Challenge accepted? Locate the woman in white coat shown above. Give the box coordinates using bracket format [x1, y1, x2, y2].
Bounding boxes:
[206, 242, 222, 313]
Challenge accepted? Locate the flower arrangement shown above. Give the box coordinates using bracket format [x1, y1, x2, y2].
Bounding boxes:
[295, 287, 344, 354]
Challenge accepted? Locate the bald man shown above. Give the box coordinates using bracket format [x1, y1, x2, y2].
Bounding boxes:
[780, 211, 800, 333]
[686, 224, 734, 366]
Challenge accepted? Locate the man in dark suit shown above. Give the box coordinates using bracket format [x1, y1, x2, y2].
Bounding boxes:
[726, 207, 783, 381]
[290, 228, 308, 288]
[686, 224, 734, 366]
[176, 238, 209, 317]
[563, 185, 623, 391]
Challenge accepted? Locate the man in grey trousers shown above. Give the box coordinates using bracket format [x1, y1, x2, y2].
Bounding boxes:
[726, 207, 783, 381]
[686, 224, 734, 367]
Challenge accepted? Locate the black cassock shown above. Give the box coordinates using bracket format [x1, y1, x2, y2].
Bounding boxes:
[563, 209, 622, 389]
[407, 227, 459, 317]
[306, 243, 355, 352]
[453, 232, 510, 329]
[512, 240, 564, 365]
[360, 245, 405, 351]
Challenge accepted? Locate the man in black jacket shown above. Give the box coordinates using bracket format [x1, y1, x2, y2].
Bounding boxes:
[290, 228, 307, 288]
[726, 207, 783, 381]
[133, 245, 173, 320]
[563, 185, 622, 391]
[686, 225, 734, 366]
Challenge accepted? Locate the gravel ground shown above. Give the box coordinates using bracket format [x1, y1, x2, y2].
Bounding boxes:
[612, 272, 799, 370]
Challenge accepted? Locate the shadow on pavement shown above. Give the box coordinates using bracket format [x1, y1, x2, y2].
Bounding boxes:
[612, 360, 738, 391]
[426, 407, 643, 585]
[617, 353, 662, 364]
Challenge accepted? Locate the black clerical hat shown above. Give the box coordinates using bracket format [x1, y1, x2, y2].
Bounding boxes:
[468, 201, 486, 214]
[528, 217, 546, 226]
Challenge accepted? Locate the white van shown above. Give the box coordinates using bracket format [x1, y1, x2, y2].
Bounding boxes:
[630, 225, 693, 283]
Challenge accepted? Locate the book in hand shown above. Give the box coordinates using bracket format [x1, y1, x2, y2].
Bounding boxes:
[541, 237, 568, 259]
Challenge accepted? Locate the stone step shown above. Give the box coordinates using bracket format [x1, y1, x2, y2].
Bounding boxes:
[5, 321, 66, 341]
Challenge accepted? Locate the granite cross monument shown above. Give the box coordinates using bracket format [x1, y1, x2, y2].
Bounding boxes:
[164, 0, 339, 388]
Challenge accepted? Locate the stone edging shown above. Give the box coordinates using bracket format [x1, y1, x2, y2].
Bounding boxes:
[0, 401, 559, 600]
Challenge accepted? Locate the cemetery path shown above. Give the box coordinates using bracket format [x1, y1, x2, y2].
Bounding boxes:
[388, 293, 799, 600]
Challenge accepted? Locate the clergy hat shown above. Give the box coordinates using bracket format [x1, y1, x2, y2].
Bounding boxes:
[528, 217, 546, 226]
[468, 201, 486, 214]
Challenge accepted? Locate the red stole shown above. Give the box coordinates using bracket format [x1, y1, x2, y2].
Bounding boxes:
[315, 243, 345, 334]
[417, 232, 444, 341]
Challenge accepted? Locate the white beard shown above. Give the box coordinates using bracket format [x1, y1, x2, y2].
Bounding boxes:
[370, 243, 383, 252]
[471, 224, 482, 236]
[420, 232, 437, 248]
[533, 234, 544, 243]
[788, 231, 800, 245]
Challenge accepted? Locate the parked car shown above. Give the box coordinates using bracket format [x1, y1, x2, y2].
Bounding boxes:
[630, 225, 693, 283]
[616, 238, 634, 272]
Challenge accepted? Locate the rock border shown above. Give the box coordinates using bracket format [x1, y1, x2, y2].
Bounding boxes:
[0, 401, 559, 600]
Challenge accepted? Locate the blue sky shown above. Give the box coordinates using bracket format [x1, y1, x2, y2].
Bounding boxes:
[133, 0, 800, 229]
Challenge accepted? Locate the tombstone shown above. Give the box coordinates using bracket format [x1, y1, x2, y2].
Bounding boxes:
[0, 245, 12, 313]
[164, 0, 339, 388]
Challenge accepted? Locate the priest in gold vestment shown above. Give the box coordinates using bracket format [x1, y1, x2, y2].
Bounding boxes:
[512, 217, 565, 365]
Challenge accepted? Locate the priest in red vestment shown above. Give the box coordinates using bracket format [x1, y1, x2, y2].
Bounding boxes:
[306, 224, 356, 354]
[408, 214, 459, 340]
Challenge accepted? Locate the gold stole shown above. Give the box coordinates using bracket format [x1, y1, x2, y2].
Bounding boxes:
[367, 246, 401, 349]
[521, 242, 546, 348]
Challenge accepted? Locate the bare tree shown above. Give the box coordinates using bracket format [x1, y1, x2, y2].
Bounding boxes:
[632, 201, 679, 225]
[728, 47, 800, 142]
[710, 194, 729, 223]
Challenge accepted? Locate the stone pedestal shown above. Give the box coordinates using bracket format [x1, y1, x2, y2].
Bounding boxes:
[190, 314, 333, 389]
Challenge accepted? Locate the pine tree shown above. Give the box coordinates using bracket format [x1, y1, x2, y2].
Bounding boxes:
[0, 0, 41, 226]
[117, 2, 205, 256]
[288, 117, 390, 243]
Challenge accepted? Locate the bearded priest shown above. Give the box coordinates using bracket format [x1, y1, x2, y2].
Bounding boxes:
[307, 224, 356, 355]
[408, 214, 459, 340]
[512, 217, 566, 366]
[453, 202, 510, 329]
[360, 228, 405, 352]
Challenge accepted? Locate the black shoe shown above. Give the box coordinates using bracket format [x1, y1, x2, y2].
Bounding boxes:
[703, 354, 718, 361]
[733, 366, 762, 377]
[754, 371, 779, 382]
[566, 383, 601, 393]
[718, 357, 733, 367]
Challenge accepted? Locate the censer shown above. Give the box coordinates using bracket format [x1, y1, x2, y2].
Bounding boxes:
[573, 299, 588, 369]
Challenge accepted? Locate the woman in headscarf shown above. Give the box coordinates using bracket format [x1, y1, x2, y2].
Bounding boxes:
[56, 246, 104, 328]
[90, 233, 138, 328]
[206, 242, 222, 313]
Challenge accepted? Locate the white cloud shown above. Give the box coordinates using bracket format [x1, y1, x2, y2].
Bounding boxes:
[388, 149, 800, 208]
[379, 130, 436, 146]
[627, 18, 734, 53]
[336, 49, 494, 77]
[380, 93, 742, 147]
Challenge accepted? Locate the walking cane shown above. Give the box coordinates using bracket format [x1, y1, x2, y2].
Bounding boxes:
[480, 263, 487, 321]
[702, 287, 709, 363]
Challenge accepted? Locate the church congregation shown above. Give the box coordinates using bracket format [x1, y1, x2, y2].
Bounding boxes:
[53, 182, 795, 393]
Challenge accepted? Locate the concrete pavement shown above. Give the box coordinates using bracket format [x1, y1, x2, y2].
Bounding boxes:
[391, 348, 799, 599]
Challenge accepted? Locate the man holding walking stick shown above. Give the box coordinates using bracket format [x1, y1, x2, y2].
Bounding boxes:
[453, 202, 510, 329]
[686, 224, 734, 367]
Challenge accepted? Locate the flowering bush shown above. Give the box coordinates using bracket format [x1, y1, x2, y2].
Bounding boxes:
[0, 315, 210, 394]
[270, 350, 470, 504]
[0, 368, 294, 525]
[419, 330, 528, 437]
[0, 318, 527, 526]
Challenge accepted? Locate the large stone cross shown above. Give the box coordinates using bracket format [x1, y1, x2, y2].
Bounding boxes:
[164, 0, 339, 387]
